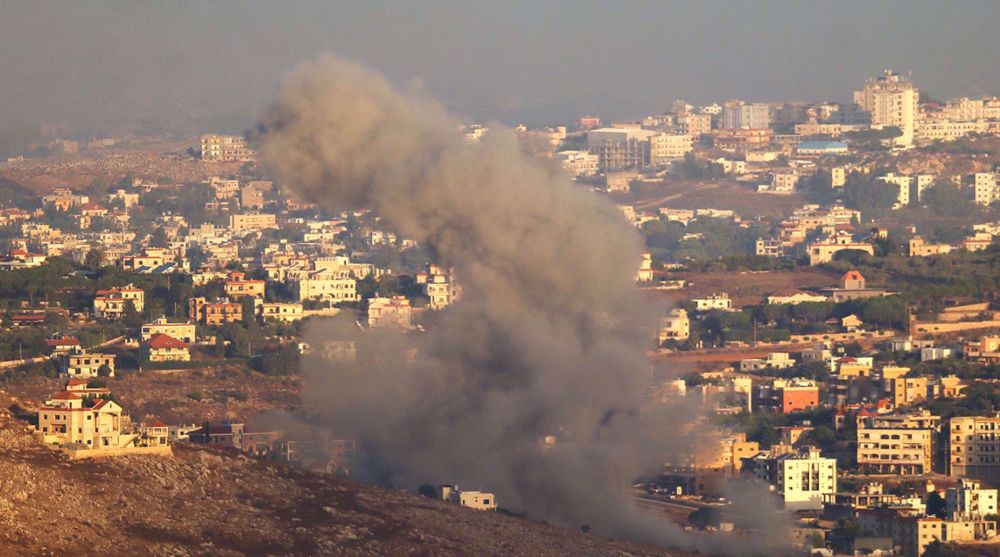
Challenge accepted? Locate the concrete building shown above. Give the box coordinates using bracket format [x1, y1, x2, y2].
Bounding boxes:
[555, 150, 599, 177]
[909, 236, 953, 257]
[143, 333, 190, 362]
[200, 134, 253, 162]
[367, 296, 412, 329]
[948, 416, 1000, 482]
[878, 173, 912, 208]
[224, 271, 266, 299]
[945, 479, 998, 521]
[63, 350, 115, 378]
[721, 101, 771, 130]
[37, 384, 129, 450]
[188, 297, 243, 325]
[93, 284, 144, 319]
[648, 132, 693, 163]
[439, 485, 497, 511]
[258, 302, 304, 322]
[775, 446, 837, 510]
[973, 172, 1000, 206]
[853, 70, 919, 147]
[141, 317, 196, 343]
[753, 378, 819, 414]
[658, 308, 690, 344]
[692, 293, 732, 311]
[229, 213, 277, 234]
[807, 233, 874, 265]
[857, 411, 940, 475]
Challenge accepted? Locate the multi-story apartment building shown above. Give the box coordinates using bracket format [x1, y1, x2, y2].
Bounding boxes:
[648, 132, 693, 163]
[948, 416, 1000, 482]
[188, 297, 243, 325]
[857, 411, 940, 475]
[224, 272, 266, 299]
[721, 101, 771, 130]
[292, 270, 359, 303]
[141, 316, 196, 343]
[946, 479, 998, 521]
[367, 296, 412, 329]
[658, 308, 690, 344]
[974, 172, 1000, 206]
[229, 213, 278, 234]
[853, 70, 919, 147]
[258, 302, 304, 322]
[555, 150, 599, 177]
[200, 134, 254, 162]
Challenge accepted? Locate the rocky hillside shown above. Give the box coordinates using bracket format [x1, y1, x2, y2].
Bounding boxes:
[0, 391, 696, 557]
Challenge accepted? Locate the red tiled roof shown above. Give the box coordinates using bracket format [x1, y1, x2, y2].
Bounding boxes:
[66, 378, 89, 387]
[841, 270, 865, 281]
[147, 333, 187, 349]
[50, 391, 82, 401]
[45, 337, 80, 347]
[148, 420, 168, 428]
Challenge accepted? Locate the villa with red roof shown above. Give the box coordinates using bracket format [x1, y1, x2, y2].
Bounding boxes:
[143, 333, 190, 362]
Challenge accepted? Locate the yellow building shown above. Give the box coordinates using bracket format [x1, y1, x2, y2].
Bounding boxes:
[63, 350, 115, 378]
[143, 333, 190, 362]
[229, 213, 277, 234]
[886, 376, 928, 408]
[37, 388, 125, 449]
[948, 416, 1000, 482]
[857, 411, 940, 475]
[259, 302, 304, 322]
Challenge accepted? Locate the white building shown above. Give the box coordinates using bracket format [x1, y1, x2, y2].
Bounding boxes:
[853, 70, 919, 147]
[775, 446, 838, 510]
[692, 293, 732, 311]
[946, 479, 998, 521]
[878, 173, 912, 208]
[555, 150, 599, 177]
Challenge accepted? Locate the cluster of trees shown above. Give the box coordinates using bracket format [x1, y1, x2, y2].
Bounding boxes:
[823, 245, 1000, 300]
[670, 152, 727, 181]
[643, 217, 767, 263]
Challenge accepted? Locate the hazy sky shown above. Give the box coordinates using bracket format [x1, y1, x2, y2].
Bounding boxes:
[2, 1, 999, 151]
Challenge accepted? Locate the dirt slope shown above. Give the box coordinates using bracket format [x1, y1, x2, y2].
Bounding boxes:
[0, 391, 696, 557]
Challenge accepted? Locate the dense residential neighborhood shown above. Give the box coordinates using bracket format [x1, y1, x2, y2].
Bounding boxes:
[1, 57, 1000, 557]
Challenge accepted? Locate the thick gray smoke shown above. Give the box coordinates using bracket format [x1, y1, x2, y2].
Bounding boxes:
[258, 55, 783, 554]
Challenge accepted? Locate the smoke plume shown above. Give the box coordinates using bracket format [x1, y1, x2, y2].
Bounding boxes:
[258, 55, 783, 554]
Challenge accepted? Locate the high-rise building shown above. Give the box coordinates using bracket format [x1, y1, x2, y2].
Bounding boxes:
[853, 70, 920, 147]
[721, 101, 771, 130]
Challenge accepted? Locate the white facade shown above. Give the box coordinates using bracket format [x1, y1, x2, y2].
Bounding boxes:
[777, 446, 837, 510]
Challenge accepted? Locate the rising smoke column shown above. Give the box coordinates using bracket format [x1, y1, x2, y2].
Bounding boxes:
[257, 55, 783, 554]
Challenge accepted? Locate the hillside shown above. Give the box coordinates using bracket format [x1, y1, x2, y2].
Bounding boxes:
[0, 391, 696, 557]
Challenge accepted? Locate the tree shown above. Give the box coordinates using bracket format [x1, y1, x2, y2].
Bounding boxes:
[149, 227, 169, 248]
[121, 299, 142, 329]
[923, 183, 976, 217]
[97, 364, 113, 377]
[255, 344, 300, 376]
[921, 541, 969, 557]
[843, 172, 899, 217]
[84, 248, 104, 269]
[926, 491, 947, 519]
